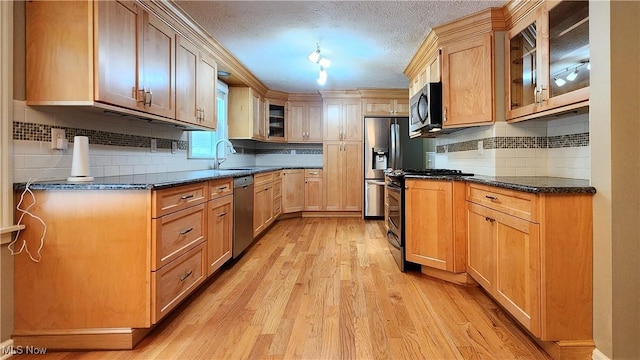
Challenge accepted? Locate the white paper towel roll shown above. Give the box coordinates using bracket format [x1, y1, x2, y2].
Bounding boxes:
[67, 136, 94, 182]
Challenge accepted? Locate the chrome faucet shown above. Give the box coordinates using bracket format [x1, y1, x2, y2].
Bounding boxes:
[213, 139, 237, 169]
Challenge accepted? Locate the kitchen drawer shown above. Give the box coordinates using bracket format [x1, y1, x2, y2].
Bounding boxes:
[274, 197, 282, 217]
[273, 179, 282, 198]
[304, 169, 322, 178]
[254, 172, 275, 186]
[152, 182, 207, 218]
[209, 178, 233, 200]
[467, 183, 538, 222]
[151, 243, 206, 324]
[273, 171, 282, 181]
[152, 203, 206, 270]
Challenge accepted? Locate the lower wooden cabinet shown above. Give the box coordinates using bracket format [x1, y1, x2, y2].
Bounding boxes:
[323, 141, 362, 212]
[304, 169, 323, 211]
[282, 169, 304, 213]
[253, 171, 280, 237]
[466, 183, 593, 344]
[207, 191, 233, 277]
[404, 179, 466, 272]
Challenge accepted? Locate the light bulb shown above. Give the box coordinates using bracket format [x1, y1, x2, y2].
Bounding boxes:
[566, 68, 579, 81]
[317, 75, 327, 85]
[554, 77, 566, 87]
[317, 68, 328, 85]
[308, 50, 320, 63]
[587, 62, 591, 71]
[318, 57, 331, 68]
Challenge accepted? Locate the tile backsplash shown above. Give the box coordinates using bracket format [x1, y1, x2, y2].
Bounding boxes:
[12, 100, 590, 182]
[435, 112, 590, 179]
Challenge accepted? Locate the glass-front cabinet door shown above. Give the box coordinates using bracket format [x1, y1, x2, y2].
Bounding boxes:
[506, 13, 540, 120]
[505, 0, 589, 122]
[545, 0, 589, 108]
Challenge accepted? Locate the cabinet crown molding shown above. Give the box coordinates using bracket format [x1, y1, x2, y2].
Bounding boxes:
[319, 90, 362, 99]
[358, 89, 409, 99]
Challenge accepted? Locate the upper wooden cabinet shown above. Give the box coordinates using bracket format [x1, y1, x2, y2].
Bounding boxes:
[266, 98, 287, 142]
[323, 99, 363, 141]
[506, 0, 589, 122]
[405, 8, 505, 130]
[440, 34, 495, 127]
[228, 87, 266, 140]
[360, 89, 410, 117]
[176, 36, 217, 129]
[287, 99, 323, 143]
[27, 1, 177, 118]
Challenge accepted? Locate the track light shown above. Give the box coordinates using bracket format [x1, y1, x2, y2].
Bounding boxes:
[566, 68, 579, 81]
[308, 45, 321, 63]
[309, 43, 330, 85]
[317, 67, 328, 85]
[554, 76, 566, 87]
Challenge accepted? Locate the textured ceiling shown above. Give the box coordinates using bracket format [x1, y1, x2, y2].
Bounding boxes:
[175, 1, 507, 93]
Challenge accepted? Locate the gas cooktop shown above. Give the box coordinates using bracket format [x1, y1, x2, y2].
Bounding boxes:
[386, 168, 474, 177]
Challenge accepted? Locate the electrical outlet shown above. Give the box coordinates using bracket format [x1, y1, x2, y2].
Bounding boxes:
[477, 140, 484, 155]
[150, 138, 157, 153]
[171, 141, 177, 154]
[51, 128, 67, 150]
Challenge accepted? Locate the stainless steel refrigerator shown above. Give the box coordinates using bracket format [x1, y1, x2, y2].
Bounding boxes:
[363, 117, 426, 218]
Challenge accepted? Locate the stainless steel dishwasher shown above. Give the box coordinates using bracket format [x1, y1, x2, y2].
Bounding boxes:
[232, 175, 254, 258]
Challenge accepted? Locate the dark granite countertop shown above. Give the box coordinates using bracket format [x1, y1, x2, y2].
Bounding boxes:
[404, 174, 596, 194]
[13, 166, 322, 191]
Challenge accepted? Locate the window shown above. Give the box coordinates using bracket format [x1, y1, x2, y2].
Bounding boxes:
[188, 81, 229, 158]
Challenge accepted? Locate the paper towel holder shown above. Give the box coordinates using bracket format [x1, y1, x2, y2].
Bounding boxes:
[67, 136, 94, 182]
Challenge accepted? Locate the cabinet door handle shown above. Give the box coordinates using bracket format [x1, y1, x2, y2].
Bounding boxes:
[443, 107, 448, 122]
[485, 217, 495, 223]
[201, 108, 205, 121]
[136, 88, 145, 103]
[180, 194, 194, 200]
[485, 195, 499, 201]
[539, 86, 547, 103]
[179, 270, 193, 282]
[179, 227, 194, 235]
[218, 212, 227, 217]
[145, 89, 153, 106]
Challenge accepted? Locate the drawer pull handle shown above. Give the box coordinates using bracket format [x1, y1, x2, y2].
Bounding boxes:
[485, 217, 495, 223]
[485, 195, 499, 201]
[180, 194, 194, 200]
[309, 171, 318, 175]
[179, 270, 193, 282]
[218, 186, 227, 191]
[218, 212, 227, 217]
[179, 227, 194, 235]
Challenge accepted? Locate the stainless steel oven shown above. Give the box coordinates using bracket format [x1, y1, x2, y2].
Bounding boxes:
[385, 174, 418, 272]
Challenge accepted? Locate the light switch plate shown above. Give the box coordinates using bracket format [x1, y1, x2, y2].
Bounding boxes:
[51, 128, 66, 149]
[171, 141, 177, 154]
[477, 140, 484, 155]
[150, 138, 157, 153]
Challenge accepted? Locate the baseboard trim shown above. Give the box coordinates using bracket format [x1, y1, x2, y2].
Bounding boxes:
[592, 348, 611, 360]
[1, 339, 14, 360]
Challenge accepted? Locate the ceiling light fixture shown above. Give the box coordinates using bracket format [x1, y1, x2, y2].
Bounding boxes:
[554, 76, 566, 87]
[566, 68, 579, 81]
[309, 43, 330, 86]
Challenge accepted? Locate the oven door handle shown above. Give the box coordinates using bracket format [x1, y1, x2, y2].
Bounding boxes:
[367, 180, 386, 186]
[386, 230, 402, 250]
[388, 216, 400, 232]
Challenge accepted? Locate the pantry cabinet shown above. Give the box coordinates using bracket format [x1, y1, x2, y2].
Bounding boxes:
[505, 0, 589, 122]
[404, 179, 466, 272]
[323, 142, 362, 212]
[287, 100, 323, 142]
[323, 99, 362, 141]
[466, 183, 593, 343]
[176, 36, 217, 129]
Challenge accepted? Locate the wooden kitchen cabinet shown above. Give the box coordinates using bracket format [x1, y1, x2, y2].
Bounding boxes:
[466, 183, 593, 349]
[176, 35, 217, 128]
[266, 99, 286, 141]
[362, 98, 409, 117]
[404, 179, 466, 273]
[253, 171, 280, 237]
[323, 99, 362, 141]
[323, 142, 362, 212]
[229, 87, 266, 140]
[207, 178, 233, 277]
[282, 169, 305, 213]
[440, 33, 494, 127]
[505, 0, 589, 122]
[304, 169, 323, 211]
[287, 100, 323, 142]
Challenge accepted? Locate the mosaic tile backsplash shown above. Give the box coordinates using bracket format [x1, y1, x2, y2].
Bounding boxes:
[436, 133, 588, 153]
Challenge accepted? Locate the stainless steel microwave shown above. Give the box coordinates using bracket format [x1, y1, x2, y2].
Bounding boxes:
[409, 82, 443, 133]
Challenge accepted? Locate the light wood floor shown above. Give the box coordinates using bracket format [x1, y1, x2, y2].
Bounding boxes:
[22, 218, 551, 359]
